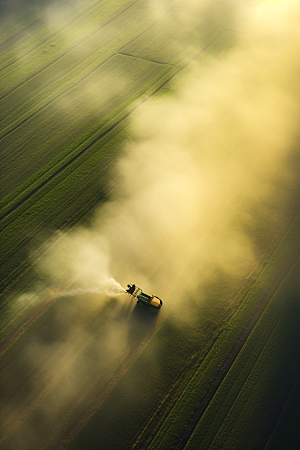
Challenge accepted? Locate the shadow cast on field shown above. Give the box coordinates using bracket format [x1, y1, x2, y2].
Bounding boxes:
[127, 304, 159, 346]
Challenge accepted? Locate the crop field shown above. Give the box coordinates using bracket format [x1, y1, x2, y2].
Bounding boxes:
[0, 0, 230, 305]
[1, 1, 300, 450]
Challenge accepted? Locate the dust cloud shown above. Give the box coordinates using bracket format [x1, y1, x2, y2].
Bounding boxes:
[1, 0, 300, 449]
[36, 0, 300, 310]
[59, 280, 126, 298]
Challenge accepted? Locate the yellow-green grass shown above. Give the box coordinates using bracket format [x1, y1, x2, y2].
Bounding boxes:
[0, 1, 154, 123]
[0, 122, 127, 322]
[0, 28, 230, 220]
[0, 0, 233, 203]
[0, 0, 105, 65]
[0, 55, 174, 201]
[0, 0, 138, 89]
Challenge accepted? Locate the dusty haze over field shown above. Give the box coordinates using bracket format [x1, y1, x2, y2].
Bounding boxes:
[1, 0, 300, 448]
[37, 0, 300, 308]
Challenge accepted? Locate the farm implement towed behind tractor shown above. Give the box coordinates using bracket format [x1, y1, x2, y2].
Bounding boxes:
[126, 284, 163, 313]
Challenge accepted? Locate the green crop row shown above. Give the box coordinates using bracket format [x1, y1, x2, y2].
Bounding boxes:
[0, 60, 175, 274]
[0, 0, 154, 127]
[138, 206, 300, 450]
[184, 259, 300, 450]
[0, 1, 112, 66]
[0, 121, 127, 307]
[0, 0, 135, 93]
[0, 55, 173, 204]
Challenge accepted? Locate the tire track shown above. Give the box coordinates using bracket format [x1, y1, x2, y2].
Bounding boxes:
[200, 297, 294, 450]
[174, 242, 300, 450]
[212, 310, 293, 450]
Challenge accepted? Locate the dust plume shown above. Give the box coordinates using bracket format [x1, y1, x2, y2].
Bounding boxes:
[35, 0, 300, 309]
[58, 279, 126, 298]
[1, 1, 300, 449]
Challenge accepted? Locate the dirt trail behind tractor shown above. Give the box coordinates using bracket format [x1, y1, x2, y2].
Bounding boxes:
[126, 284, 163, 313]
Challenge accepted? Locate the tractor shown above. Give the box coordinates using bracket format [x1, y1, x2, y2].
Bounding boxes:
[126, 284, 163, 313]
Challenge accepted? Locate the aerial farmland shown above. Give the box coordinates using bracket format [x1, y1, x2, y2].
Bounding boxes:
[0, 1, 299, 449]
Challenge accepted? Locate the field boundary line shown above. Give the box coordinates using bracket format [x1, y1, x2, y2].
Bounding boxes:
[118, 52, 175, 66]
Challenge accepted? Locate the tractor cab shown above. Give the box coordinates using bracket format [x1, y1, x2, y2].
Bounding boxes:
[126, 284, 163, 313]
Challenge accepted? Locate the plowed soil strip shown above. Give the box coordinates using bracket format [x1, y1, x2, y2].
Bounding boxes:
[174, 243, 300, 450]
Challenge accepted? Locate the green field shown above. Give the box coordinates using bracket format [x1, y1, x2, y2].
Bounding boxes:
[0, 0, 228, 306]
[1, 1, 299, 450]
